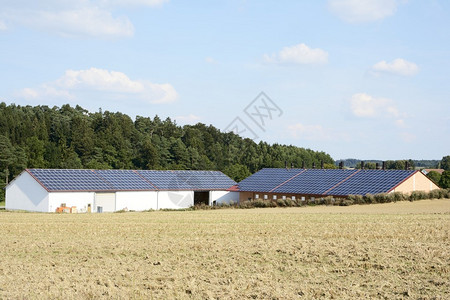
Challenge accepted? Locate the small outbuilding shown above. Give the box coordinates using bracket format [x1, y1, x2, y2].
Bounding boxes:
[237, 168, 440, 202]
[6, 169, 238, 212]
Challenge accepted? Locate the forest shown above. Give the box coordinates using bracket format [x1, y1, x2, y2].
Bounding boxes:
[0, 102, 335, 201]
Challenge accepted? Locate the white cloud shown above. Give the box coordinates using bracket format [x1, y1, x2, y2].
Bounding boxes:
[350, 93, 400, 118]
[372, 58, 419, 76]
[287, 123, 348, 141]
[17, 67, 177, 104]
[328, 0, 399, 23]
[175, 114, 201, 124]
[0, 0, 168, 38]
[205, 57, 217, 64]
[264, 43, 328, 65]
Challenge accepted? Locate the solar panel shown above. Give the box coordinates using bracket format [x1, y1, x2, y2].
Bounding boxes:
[238, 168, 304, 192]
[28, 169, 236, 192]
[94, 170, 156, 191]
[28, 169, 114, 191]
[137, 170, 236, 190]
[326, 170, 415, 196]
[273, 169, 359, 195]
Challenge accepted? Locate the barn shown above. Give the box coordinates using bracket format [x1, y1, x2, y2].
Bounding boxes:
[237, 168, 440, 202]
[5, 169, 238, 212]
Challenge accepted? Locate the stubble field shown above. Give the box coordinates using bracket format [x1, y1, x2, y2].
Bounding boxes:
[1, 199, 449, 299]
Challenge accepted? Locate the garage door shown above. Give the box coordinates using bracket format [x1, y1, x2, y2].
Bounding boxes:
[95, 193, 116, 212]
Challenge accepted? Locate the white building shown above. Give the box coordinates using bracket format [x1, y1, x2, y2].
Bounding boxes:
[6, 169, 238, 212]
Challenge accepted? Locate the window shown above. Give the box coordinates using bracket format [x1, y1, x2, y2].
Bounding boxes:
[292, 196, 296, 200]
[264, 195, 268, 200]
[255, 194, 259, 199]
[273, 195, 277, 200]
[301, 197, 305, 201]
[282, 195, 286, 200]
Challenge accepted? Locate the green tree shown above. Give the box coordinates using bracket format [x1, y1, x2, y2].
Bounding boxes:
[439, 171, 450, 189]
[441, 156, 450, 171]
[426, 171, 441, 185]
[223, 164, 251, 182]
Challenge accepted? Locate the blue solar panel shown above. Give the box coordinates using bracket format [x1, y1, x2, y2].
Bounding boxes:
[327, 170, 415, 196]
[27, 169, 236, 192]
[137, 170, 236, 190]
[28, 169, 114, 191]
[273, 169, 359, 195]
[95, 170, 156, 191]
[238, 168, 416, 196]
[238, 168, 305, 192]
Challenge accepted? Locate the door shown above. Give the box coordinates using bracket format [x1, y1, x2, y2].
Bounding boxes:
[95, 193, 116, 212]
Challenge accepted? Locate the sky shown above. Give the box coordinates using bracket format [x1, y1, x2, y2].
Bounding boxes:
[0, 0, 449, 161]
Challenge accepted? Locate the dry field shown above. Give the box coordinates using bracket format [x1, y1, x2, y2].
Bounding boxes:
[1, 200, 449, 299]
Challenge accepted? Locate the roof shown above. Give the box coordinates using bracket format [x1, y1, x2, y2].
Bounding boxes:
[25, 169, 236, 192]
[238, 168, 417, 196]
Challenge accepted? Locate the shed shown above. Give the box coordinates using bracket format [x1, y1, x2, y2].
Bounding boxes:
[6, 169, 238, 212]
[237, 168, 440, 202]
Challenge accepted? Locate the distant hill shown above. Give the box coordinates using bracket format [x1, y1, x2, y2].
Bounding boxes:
[336, 159, 440, 169]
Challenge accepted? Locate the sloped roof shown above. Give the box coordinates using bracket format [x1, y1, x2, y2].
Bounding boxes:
[238, 168, 417, 196]
[25, 169, 236, 192]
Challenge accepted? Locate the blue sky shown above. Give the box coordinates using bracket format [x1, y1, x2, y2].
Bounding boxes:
[1, 0, 449, 161]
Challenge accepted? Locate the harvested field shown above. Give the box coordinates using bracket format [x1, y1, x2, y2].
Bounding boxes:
[1, 199, 449, 299]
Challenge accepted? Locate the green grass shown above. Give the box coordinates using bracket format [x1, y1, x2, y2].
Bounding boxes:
[0, 199, 449, 299]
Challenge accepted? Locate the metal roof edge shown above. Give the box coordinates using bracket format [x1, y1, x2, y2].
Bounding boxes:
[269, 169, 307, 193]
[323, 169, 361, 195]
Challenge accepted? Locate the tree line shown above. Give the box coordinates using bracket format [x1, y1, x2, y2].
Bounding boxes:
[0, 102, 334, 201]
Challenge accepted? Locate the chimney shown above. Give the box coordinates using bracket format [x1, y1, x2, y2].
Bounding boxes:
[285, 161, 288, 169]
[321, 161, 324, 169]
[312, 162, 316, 169]
[339, 161, 343, 169]
[361, 161, 365, 170]
[376, 162, 379, 170]
[405, 161, 409, 170]
[302, 161, 305, 169]
[382, 161, 386, 170]
[291, 162, 294, 169]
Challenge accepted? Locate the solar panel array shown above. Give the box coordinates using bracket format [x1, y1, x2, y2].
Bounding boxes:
[137, 170, 236, 190]
[237, 168, 416, 196]
[27, 169, 236, 192]
[28, 169, 113, 191]
[95, 170, 156, 191]
[329, 170, 415, 196]
[238, 168, 305, 192]
[273, 169, 359, 195]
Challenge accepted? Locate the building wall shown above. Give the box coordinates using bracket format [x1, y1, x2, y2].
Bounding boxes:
[393, 171, 440, 194]
[210, 191, 239, 205]
[157, 191, 194, 209]
[239, 191, 254, 203]
[5, 172, 49, 212]
[116, 191, 158, 211]
[49, 192, 95, 213]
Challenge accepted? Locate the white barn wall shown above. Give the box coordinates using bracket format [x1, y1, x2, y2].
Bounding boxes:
[49, 192, 95, 213]
[116, 191, 158, 211]
[5, 172, 49, 212]
[210, 191, 239, 205]
[157, 191, 193, 209]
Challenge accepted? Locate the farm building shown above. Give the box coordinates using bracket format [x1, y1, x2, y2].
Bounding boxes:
[237, 168, 440, 202]
[6, 169, 238, 212]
